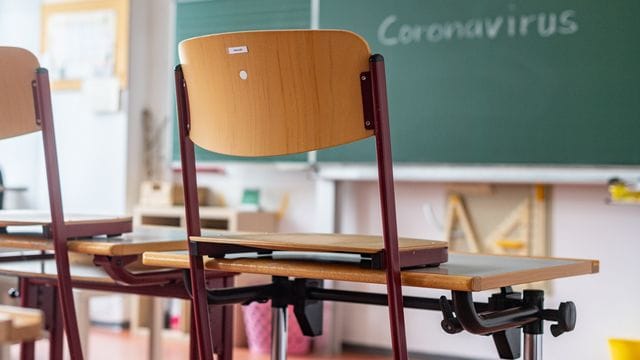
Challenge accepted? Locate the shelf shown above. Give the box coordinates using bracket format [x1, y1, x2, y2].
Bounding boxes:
[133, 206, 278, 232]
[317, 164, 640, 185]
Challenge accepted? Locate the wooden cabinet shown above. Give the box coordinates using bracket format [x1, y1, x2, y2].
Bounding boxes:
[133, 205, 278, 232]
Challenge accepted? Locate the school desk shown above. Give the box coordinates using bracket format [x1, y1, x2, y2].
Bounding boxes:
[0, 227, 235, 360]
[142, 250, 598, 360]
[0, 305, 43, 360]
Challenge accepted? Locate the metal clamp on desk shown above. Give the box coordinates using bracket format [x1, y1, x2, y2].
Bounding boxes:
[443, 287, 577, 360]
[192, 277, 577, 360]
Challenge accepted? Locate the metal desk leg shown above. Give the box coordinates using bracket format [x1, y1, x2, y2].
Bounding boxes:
[523, 290, 544, 360]
[524, 333, 542, 360]
[271, 307, 288, 360]
[150, 298, 164, 360]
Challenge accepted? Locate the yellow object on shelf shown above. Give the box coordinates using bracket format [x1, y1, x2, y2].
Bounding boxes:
[496, 239, 526, 250]
[609, 338, 640, 360]
[608, 179, 640, 203]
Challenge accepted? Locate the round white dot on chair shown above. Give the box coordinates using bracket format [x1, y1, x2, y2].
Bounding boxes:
[239, 70, 248, 80]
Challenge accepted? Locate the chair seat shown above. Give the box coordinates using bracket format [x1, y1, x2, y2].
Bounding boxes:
[0, 305, 43, 343]
[0, 259, 115, 284]
[191, 233, 449, 269]
[0, 227, 187, 256]
[142, 251, 599, 292]
[0, 210, 132, 238]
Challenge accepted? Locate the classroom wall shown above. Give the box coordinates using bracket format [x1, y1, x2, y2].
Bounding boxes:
[138, 2, 638, 359]
[0, 0, 45, 210]
[336, 183, 640, 360]
[2, 2, 634, 359]
[0, 0, 129, 215]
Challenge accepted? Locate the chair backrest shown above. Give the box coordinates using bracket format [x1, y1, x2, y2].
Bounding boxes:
[178, 30, 374, 157]
[0, 47, 41, 140]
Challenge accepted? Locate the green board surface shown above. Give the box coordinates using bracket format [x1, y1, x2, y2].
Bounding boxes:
[173, 0, 310, 162]
[318, 0, 640, 164]
[173, 0, 640, 165]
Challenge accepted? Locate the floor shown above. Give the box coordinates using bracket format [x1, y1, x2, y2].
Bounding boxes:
[10, 327, 389, 360]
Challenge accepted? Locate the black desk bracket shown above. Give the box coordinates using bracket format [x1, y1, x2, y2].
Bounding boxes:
[191, 277, 577, 360]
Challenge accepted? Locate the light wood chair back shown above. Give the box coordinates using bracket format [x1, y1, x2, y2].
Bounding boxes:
[179, 30, 374, 157]
[0, 47, 41, 140]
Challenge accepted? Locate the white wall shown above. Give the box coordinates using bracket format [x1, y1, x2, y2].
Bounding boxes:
[0, 0, 45, 209]
[335, 182, 639, 360]
[0, 0, 129, 215]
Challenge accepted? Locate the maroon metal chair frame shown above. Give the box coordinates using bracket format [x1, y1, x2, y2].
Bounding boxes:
[32, 68, 84, 359]
[2, 67, 235, 360]
[16, 269, 234, 360]
[175, 52, 410, 359]
[0, 55, 233, 360]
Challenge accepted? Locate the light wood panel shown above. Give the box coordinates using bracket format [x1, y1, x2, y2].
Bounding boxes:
[0, 47, 41, 140]
[0, 305, 43, 343]
[180, 30, 373, 157]
[0, 259, 115, 284]
[0, 210, 131, 228]
[142, 251, 598, 292]
[0, 227, 187, 256]
[191, 233, 447, 254]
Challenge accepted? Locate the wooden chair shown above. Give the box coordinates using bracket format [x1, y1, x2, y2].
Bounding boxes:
[0, 47, 132, 360]
[175, 30, 448, 360]
[0, 304, 43, 359]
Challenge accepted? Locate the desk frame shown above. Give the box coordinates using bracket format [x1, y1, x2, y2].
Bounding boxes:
[196, 276, 570, 360]
[0, 252, 235, 360]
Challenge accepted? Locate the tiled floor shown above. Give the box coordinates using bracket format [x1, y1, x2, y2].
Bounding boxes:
[10, 327, 389, 359]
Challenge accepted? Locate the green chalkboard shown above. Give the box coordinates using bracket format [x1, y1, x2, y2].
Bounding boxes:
[318, 0, 640, 164]
[172, 0, 310, 162]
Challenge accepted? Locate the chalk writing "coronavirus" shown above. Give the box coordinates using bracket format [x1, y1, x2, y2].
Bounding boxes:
[378, 10, 578, 46]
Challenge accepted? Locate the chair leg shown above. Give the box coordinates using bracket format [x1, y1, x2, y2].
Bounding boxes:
[188, 256, 214, 360]
[190, 307, 198, 359]
[370, 55, 410, 360]
[53, 251, 84, 360]
[19, 278, 35, 360]
[221, 276, 234, 360]
[49, 295, 64, 360]
[208, 276, 234, 360]
[383, 268, 408, 360]
[271, 306, 288, 360]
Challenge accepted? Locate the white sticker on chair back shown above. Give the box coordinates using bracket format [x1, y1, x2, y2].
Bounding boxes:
[227, 46, 248, 54]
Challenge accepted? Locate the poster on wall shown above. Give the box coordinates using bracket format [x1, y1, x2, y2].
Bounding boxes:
[41, 0, 129, 91]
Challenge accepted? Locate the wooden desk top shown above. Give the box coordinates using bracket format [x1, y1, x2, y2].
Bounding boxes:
[191, 233, 447, 254]
[0, 209, 131, 227]
[0, 259, 115, 284]
[0, 305, 42, 343]
[0, 227, 188, 256]
[142, 251, 598, 292]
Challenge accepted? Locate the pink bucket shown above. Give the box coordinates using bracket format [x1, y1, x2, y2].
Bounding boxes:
[242, 301, 312, 355]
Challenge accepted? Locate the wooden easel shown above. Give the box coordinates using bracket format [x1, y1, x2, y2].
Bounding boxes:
[443, 194, 481, 252]
[486, 198, 531, 255]
[443, 185, 547, 257]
